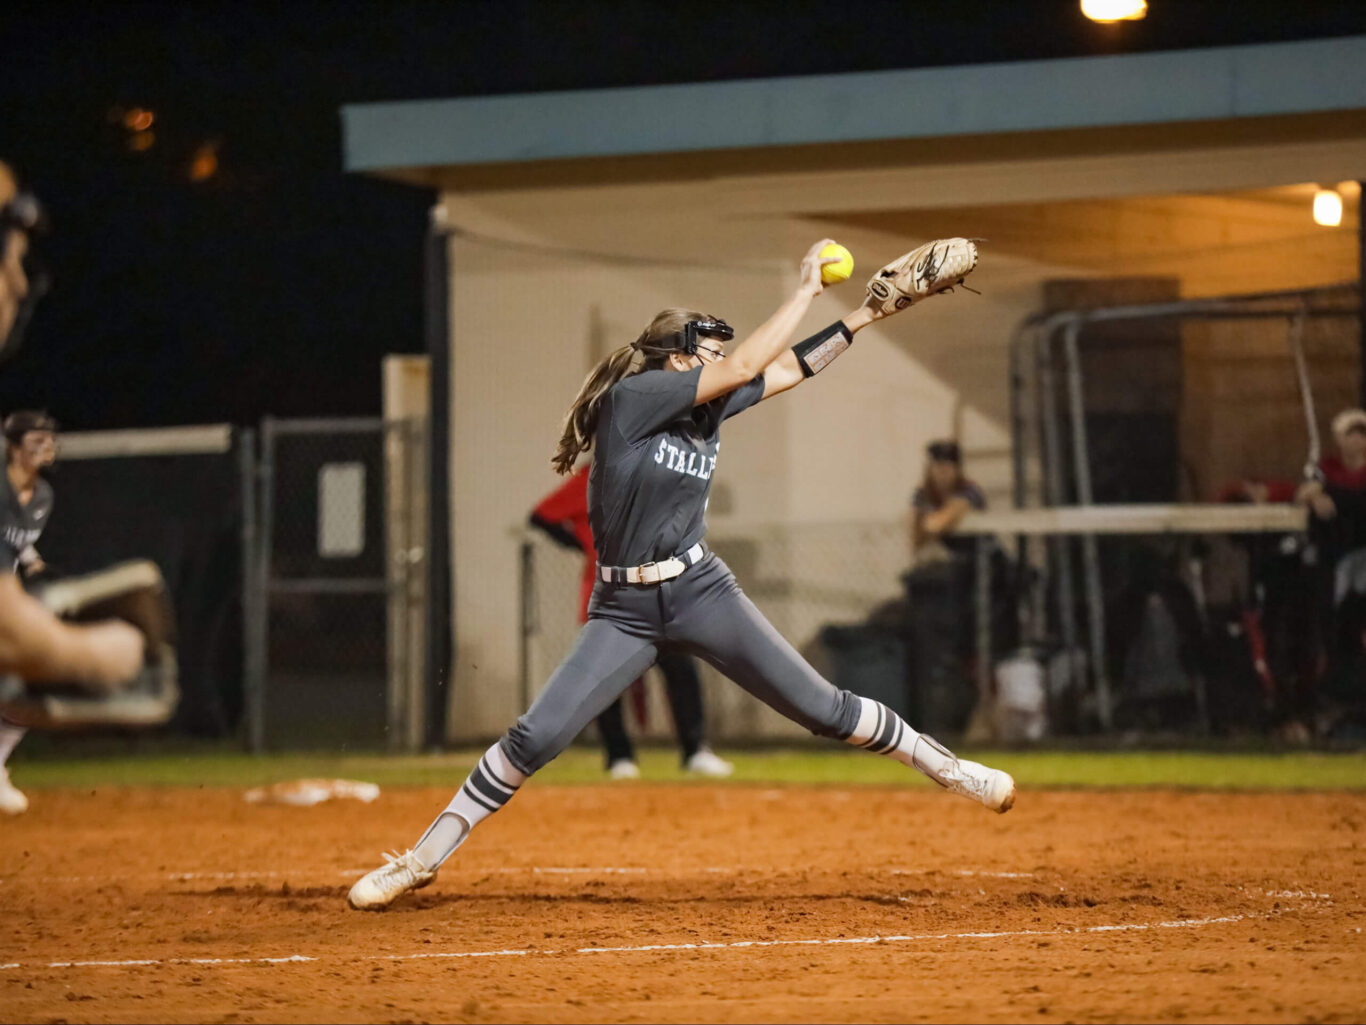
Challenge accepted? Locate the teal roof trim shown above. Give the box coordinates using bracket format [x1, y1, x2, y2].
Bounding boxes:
[342, 35, 1366, 172]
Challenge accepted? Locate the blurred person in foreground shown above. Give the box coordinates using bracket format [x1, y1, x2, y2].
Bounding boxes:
[529, 464, 733, 780]
[1295, 408, 1366, 737]
[0, 164, 145, 813]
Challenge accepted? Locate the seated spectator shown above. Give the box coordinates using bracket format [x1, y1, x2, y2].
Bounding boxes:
[903, 439, 1003, 734]
[911, 439, 985, 561]
[1296, 408, 1366, 547]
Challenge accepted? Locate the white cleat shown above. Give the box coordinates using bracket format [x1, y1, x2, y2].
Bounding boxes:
[939, 759, 1016, 814]
[347, 850, 436, 910]
[607, 759, 641, 780]
[684, 747, 734, 778]
[0, 767, 28, 815]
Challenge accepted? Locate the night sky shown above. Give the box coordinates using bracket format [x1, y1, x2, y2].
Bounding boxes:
[4, 1, 1366, 431]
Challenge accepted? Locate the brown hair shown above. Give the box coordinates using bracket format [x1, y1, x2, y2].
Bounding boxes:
[550, 308, 707, 474]
[920, 439, 965, 507]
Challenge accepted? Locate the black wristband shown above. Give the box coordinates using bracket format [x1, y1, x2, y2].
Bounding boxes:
[792, 321, 854, 378]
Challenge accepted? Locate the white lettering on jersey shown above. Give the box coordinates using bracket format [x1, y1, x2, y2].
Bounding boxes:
[653, 439, 719, 482]
[2, 525, 42, 551]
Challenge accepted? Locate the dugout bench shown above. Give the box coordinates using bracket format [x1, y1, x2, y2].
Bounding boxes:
[955, 503, 1310, 732]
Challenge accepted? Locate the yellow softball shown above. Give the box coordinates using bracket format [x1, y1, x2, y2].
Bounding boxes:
[819, 243, 854, 285]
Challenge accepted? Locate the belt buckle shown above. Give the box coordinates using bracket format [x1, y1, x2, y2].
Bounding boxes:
[638, 561, 661, 585]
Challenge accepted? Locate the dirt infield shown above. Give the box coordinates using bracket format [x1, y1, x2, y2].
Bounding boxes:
[2, 782, 1364, 1023]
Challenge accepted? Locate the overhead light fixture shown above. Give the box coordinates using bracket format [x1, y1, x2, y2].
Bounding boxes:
[1313, 187, 1343, 227]
[1081, 0, 1148, 22]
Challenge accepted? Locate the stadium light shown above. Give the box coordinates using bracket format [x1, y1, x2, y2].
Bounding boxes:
[189, 142, 220, 182]
[122, 108, 155, 132]
[1081, 0, 1148, 22]
[1313, 187, 1343, 227]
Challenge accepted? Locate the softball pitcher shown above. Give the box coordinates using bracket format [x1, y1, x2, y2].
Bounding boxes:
[350, 237, 1013, 909]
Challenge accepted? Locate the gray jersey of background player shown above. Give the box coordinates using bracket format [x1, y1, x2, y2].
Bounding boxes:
[0, 411, 57, 577]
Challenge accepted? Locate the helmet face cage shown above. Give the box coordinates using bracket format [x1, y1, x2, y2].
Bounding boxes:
[3, 411, 58, 448]
[682, 317, 734, 355]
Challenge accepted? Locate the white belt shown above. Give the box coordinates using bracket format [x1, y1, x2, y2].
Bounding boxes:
[599, 542, 707, 585]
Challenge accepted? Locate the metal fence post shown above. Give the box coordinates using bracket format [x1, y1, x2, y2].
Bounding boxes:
[1038, 323, 1080, 661]
[251, 416, 276, 752]
[1061, 319, 1113, 731]
[974, 536, 993, 717]
[424, 214, 453, 748]
[519, 538, 535, 712]
[239, 426, 262, 753]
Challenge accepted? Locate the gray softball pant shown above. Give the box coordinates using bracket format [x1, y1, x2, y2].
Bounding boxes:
[501, 552, 863, 775]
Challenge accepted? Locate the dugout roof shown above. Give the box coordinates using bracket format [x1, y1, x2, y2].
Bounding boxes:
[341, 35, 1366, 185]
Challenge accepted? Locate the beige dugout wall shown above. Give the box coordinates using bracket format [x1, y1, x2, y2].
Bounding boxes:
[436, 118, 1363, 741]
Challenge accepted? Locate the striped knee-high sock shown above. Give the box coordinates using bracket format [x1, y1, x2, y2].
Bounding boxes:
[411, 742, 527, 870]
[844, 696, 957, 780]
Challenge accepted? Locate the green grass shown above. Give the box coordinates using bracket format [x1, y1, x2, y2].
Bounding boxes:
[8, 742, 1366, 791]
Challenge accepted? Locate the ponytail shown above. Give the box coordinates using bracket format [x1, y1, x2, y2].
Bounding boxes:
[549, 307, 710, 475]
[550, 343, 639, 475]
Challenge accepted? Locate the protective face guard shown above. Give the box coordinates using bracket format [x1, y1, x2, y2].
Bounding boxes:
[682, 317, 734, 355]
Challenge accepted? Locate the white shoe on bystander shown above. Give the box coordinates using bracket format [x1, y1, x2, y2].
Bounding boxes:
[0, 767, 29, 815]
[684, 747, 734, 778]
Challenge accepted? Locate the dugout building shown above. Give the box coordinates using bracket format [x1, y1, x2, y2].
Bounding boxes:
[342, 36, 1364, 745]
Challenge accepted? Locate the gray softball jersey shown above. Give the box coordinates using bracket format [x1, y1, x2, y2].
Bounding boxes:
[0, 472, 51, 571]
[587, 365, 764, 568]
[499, 365, 863, 776]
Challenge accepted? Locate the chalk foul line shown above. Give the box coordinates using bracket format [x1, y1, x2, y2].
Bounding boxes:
[0, 904, 1320, 974]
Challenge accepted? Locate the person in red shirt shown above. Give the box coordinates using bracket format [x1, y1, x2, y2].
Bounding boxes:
[529, 465, 733, 779]
[1295, 408, 1366, 731]
[1297, 408, 1366, 540]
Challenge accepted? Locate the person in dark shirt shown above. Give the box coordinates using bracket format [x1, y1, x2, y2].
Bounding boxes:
[0, 410, 56, 576]
[350, 237, 1014, 911]
[0, 411, 59, 812]
[911, 439, 986, 559]
[904, 439, 995, 731]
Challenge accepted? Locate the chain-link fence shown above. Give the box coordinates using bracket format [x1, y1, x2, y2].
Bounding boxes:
[1006, 284, 1362, 737]
[47, 425, 251, 737]
[248, 417, 426, 750]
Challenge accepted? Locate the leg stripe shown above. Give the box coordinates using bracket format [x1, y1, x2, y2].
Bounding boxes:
[467, 767, 514, 808]
[858, 703, 886, 750]
[477, 757, 518, 797]
[872, 704, 900, 752]
[861, 702, 899, 752]
[877, 715, 904, 756]
[460, 782, 501, 815]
